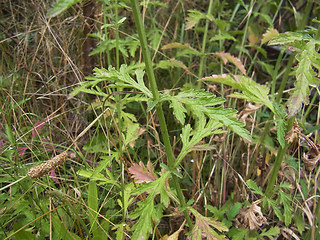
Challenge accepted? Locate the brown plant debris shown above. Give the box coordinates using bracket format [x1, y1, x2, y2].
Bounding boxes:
[238, 103, 262, 123]
[236, 202, 267, 230]
[28, 152, 69, 178]
[301, 138, 320, 171]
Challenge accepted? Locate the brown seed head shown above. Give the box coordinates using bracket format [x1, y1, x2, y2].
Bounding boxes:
[28, 152, 69, 178]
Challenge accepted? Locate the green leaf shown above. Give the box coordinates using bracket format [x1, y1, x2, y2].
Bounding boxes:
[265, 32, 320, 117]
[227, 228, 248, 240]
[177, 118, 223, 166]
[276, 118, 286, 148]
[253, 12, 273, 27]
[268, 31, 313, 46]
[46, 0, 82, 18]
[246, 179, 264, 196]
[83, 133, 109, 154]
[164, 89, 251, 141]
[69, 79, 109, 98]
[157, 59, 188, 72]
[207, 107, 251, 141]
[71, 65, 152, 100]
[101, 65, 153, 97]
[5, 124, 15, 145]
[117, 183, 134, 215]
[127, 39, 140, 57]
[189, 207, 228, 240]
[166, 89, 224, 122]
[77, 169, 117, 186]
[206, 205, 222, 219]
[294, 209, 305, 234]
[200, 75, 275, 114]
[130, 199, 155, 239]
[210, 32, 237, 42]
[185, 10, 213, 30]
[169, 100, 187, 125]
[265, 198, 283, 222]
[259, 226, 280, 239]
[278, 190, 293, 226]
[95, 157, 116, 183]
[130, 172, 170, 239]
[287, 42, 318, 117]
[88, 180, 98, 230]
[122, 119, 140, 147]
[147, 28, 162, 50]
[227, 202, 242, 219]
[52, 215, 82, 240]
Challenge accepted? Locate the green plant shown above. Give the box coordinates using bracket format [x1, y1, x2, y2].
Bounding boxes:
[2, 0, 320, 239]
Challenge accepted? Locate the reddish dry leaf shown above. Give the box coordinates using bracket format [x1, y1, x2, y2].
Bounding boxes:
[214, 52, 246, 75]
[129, 161, 157, 183]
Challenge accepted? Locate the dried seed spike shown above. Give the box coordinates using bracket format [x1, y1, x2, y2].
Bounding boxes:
[28, 152, 69, 178]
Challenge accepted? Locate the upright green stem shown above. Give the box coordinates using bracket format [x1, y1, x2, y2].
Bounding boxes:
[246, 53, 296, 180]
[103, 2, 111, 66]
[275, 53, 296, 103]
[112, 0, 125, 225]
[237, 0, 254, 62]
[197, 0, 214, 88]
[130, 0, 193, 229]
[265, 117, 295, 197]
[115, 0, 120, 70]
[298, 0, 313, 31]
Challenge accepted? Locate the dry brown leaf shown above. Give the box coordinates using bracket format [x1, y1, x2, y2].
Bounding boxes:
[281, 227, 301, 240]
[285, 119, 302, 142]
[238, 103, 262, 123]
[303, 145, 320, 171]
[238, 202, 266, 230]
[161, 220, 185, 240]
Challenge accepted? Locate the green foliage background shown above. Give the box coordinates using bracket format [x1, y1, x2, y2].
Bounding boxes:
[0, 0, 320, 239]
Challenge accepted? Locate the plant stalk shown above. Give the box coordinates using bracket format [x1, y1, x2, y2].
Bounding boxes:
[265, 117, 295, 197]
[197, 0, 214, 87]
[130, 0, 193, 229]
[264, 54, 296, 197]
[246, 52, 296, 180]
